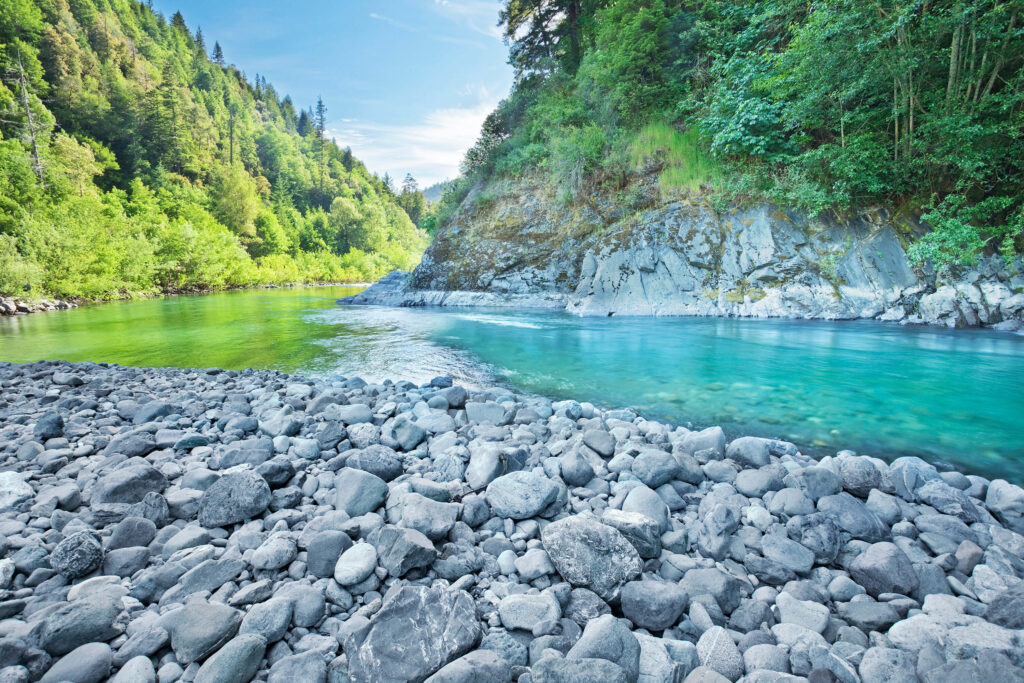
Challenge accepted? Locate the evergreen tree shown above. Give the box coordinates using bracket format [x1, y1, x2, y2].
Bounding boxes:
[171, 11, 187, 33]
[314, 96, 327, 193]
[0, 0, 426, 299]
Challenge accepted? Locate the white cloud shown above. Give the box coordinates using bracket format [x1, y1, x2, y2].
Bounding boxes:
[328, 95, 499, 186]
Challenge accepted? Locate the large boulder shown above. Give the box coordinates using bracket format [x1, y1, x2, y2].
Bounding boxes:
[91, 463, 168, 505]
[335, 468, 389, 517]
[369, 525, 437, 577]
[849, 542, 919, 598]
[167, 602, 242, 664]
[566, 614, 640, 683]
[38, 591, 123, 656]
[0, 471, 34, 513]
[541, 515, 643, 600]
[50, 531, 104, 579]
[485, 471, 560, 519]
[343, 586, 481, 682]
[346, 445, 404, 482]
[620, 580, 689, 631]
[197, 470, 271, 528]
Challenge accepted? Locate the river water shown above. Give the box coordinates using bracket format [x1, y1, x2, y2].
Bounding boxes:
[1, 286, 1021, 481]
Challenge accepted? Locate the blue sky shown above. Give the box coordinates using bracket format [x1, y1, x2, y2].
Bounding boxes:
[151, 0, 514, 186]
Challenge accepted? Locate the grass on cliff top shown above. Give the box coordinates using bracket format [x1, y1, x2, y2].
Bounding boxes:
[630, 123, 722, 196]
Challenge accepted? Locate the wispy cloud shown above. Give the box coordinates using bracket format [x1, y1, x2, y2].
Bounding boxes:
[328, 93, 500, 186]
[369, 10, 487, 49]
[430, 0, 504, 41]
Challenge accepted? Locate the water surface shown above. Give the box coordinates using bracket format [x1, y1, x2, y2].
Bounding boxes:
[1, 287, 1021, 481]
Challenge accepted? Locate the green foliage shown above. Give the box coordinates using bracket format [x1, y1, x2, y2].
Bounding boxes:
[0, 0, 427, 299]
[630, 123, 720, 194]
[453, 0, 1024, 268]
[551, 124, 608, 201]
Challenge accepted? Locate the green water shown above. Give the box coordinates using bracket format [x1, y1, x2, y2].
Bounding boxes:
[2, 286, 1022, 481]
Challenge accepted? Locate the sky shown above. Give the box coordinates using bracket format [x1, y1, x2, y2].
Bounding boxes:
[150, 0, 514, 187]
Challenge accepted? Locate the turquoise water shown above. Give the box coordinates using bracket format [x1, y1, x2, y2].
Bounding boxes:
[1, 286, 1022, 480]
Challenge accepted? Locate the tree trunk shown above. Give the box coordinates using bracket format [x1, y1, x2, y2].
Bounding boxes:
[945, 23, 962, 107]
[16, 50, 44, 185]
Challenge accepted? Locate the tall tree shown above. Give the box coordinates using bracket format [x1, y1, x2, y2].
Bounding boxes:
[212, 41, 224, 66]
[314, 95, 327, 193]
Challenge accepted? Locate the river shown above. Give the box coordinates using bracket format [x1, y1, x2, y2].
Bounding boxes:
[1, 286, 1021, 481]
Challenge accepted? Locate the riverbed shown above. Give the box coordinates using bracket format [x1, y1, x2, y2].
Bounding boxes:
[1, 286, 1022, 480]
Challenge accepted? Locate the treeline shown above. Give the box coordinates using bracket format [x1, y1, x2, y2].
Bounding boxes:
[0, 0, 426, 300]
[451, 0, 1023, 267]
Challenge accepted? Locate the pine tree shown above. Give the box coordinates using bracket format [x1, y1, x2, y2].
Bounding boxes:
[171, 11, 187, 33]
[314, 96, 327, 193]
[401, 173, 418, 194]
[195, 27, 206, 54]
[296, 109, 312, 137]
[212, 42, 224, 66]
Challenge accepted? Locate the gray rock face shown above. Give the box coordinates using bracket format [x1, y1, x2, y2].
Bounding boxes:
[541, 515, 643, 600]
[849, 542, 919, 597]
[485, 471, 560, 519]
[341, 191, 1023, 330]
[50, 531, 103, 579]
[197, 470, 271, 528]
[343, 586, 481, 682]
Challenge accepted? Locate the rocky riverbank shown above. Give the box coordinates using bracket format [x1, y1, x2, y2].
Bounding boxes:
[340, 178, 1024, 331]
[0, 299, 77, 317]
[0, 360, 1022, 682]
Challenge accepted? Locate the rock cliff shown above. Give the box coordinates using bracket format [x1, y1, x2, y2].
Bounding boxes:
[342, 179, 1024, 330]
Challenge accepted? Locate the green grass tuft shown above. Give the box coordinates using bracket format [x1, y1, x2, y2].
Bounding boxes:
[630, 123, 721, 194]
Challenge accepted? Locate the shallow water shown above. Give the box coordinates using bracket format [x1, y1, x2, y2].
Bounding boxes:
[1, 286, 1022, 480]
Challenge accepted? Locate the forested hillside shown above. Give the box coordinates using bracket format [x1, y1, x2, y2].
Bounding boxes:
[0, 0, 426, 300]
[437, 0, 1023, 267]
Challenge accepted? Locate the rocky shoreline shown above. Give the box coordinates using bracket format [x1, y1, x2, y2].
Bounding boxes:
[0, 283, 369, 319]
[340, 187, 1024, 331]
[0, 360, 1022, 682]
[0, 299, 77, 317]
